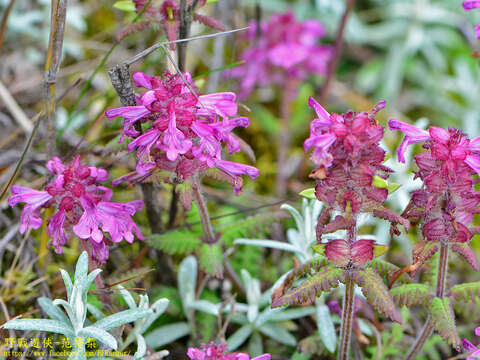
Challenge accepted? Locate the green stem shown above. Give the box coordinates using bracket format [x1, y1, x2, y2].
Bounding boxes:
[338, 276, 355, 360]
[405, 242, 449, 360]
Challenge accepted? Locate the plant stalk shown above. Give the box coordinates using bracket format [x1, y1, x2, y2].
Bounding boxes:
[191, 175, 215, 243]
[338, 276, 355, 360]
[405, 242, 449, 360]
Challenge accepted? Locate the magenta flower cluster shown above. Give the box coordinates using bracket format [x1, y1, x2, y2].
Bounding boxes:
[463, 327, 480, 359]
[304, 98, 404, 267]
[390, 120, 480, 268]
[230, 12, 332, 99]
[187, 342, 271, 360]
[462, 1, 480, 38]
[106, 71, 259, 195]
[8, 156, 144, 264]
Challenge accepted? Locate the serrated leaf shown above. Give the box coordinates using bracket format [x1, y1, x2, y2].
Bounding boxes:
[367, 259, 410, 284]
[428, 297, 460, 350]
[271, 267, 344, 308]
[78, 326, 117, 349]
[452, 243, 479, 270]
[390, 284, 430, 307]
[299, 188, 316, 200]
[352, 268, 401, 323]
[199, 243, 223, 278]
[113, 0, 136, 11]
[93, 309, 151, 331]
[145, 322, 190, 349]
[448, 282, 480, 303]
[2, 319, 75, 337]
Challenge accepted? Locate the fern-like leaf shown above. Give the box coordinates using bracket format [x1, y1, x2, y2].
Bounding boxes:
[367, 259, 410, 284]
[148, 230, 201, 255]
[428, 297, 460, 350]
[452, 243, 479, 271]
[448, 282, 480, 303]
[412, 241, 439, 277]
[271, 267, 344, 308]
[352, 268, 401, 323]
[390, 284, 430, 307]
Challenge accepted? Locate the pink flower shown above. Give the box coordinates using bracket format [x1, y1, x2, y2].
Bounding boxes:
[462, 327, 480, 359]
[388, 120, 430, 163]
[462, 1, 480, 38]
[106, 71, 259, 195]
[230, 11, 332, 99]
[187, 342, 271, 360]
[8, 156, 144, 264]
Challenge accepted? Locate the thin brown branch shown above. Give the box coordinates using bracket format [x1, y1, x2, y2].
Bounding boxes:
[318, 0, 355, 104]
[44, 0, 67, 158]
[0, 0, 16, 53]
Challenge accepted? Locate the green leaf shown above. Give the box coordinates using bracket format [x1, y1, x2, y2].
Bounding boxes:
[448, 282, 480, 303]
[149, 230, 201, 255]
[227, 324, 253, 351]
[199, 243, 223, 278]
[271, 267, 344, 308]
[390, 284, 430, 307]
[352, 268, 401, 323]
[93, 309, 151, 331]
[78, 326, 117, 350]
[2, 319, 75, 337]
[113, 0, 136, 12]
[428, 297, 460, 350]
[145, 322, 190, 349]
[299, 188, 316, 200]
[134, 334, 147, 360]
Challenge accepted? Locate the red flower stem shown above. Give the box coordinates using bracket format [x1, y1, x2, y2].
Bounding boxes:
[338, 275, 355, 360]
[405, 242, 449, 360]
[192, 175, 215, 243]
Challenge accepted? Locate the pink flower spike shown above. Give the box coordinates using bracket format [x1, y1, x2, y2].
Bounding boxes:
[388, 119, 430, 162]
[73, 197, 104, 243]
[463, 1, 480, 10]
[160, 106, 192, 161]
[187, 342, 270, 360]
[216, 160, 259, 179]
[48, 210, 67, 253]
[199, 92, 238, 117]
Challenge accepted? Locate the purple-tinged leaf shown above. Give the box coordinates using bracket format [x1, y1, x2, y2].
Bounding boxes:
[390, 284, 430, 307]
[411, 241, 440, 276]
[271, 267, 344, 308]
[366, 259, 410, 285]
[452, 243, 479, 270]
[448, 282, 480, 303]
[352, 268, 401, 323]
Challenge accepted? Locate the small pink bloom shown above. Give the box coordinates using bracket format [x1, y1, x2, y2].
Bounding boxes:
[187, 342, 271, 360]
[463, 1, 480, 38]
[388, 119, 430, 163]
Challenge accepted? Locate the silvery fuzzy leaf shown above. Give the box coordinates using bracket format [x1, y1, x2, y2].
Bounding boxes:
[60, 269, 73, 301]
[258, 323, 296, 346]
[281, 204, 305, 241]
[78, 326, 117, 349]
[2, 319, 75, 337]
[67, 344, 86, 360]
[134, 334, 147, 360]
[254, 307, 284, 327]
[52, 299, 76, 328]
[93, 309, 151, 331]
[38, 297, 69, 323]
[74, 251, 89, 285]
[188, 300, 219, 316]
[226, 324, 253, 351]
[117, 285, 137, 309]
[145, 322, 190, 349]
[316, 303, 336, 353]
[234, 238, 299, 253]
[140, 298, 169, 333]
[178, 256, 197, 320]
[266, 306, 316, 322]
[87, 304, 105, 321]
[83, 269, 102, 301]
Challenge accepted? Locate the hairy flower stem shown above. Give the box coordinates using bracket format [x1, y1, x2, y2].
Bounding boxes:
[405, 242, 449, 360]
[81, 239, 110, 306]
[338, 276, 355, 360]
